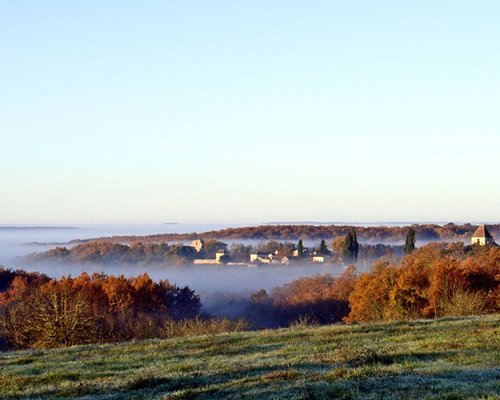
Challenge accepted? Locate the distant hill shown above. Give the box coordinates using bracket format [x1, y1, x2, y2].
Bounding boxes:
[1, 315, 498, 399]
[0, 226, 80, 230]
[32, 223, 500, 246]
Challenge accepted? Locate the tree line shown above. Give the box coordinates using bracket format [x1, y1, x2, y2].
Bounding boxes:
[55, 223, 498, 245]
[25, 233, 404, 265]
[0, 270, 245, 349]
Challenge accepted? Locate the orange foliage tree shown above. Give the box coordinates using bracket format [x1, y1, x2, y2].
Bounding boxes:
[346, 261, 399, 322]
[347, 243, 499, 322]
[0, 271, 201, 349]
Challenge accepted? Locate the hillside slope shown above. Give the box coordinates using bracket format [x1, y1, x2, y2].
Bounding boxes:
[0, 315, 499, 399]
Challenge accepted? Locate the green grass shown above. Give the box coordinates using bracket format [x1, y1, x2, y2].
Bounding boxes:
[0, 315, 499, 399]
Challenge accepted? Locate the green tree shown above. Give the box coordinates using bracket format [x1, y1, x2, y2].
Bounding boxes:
[318, 240, 329, 255]
[342, 230, 359, 263]
[404, 228, 416, 255]
[296, 239, 304, 257]
[202, 240, 229, 258]
[229, 243, 253, 262]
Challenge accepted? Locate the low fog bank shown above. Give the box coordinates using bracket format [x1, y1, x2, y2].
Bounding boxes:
[11, 261, 347, 291]
[0, 243, 58, 266]
[5, 261, 349, 318]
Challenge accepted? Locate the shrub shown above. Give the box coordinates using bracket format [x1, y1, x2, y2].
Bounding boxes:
[289, 315, 318, 329]
[437, 284, 487, 317]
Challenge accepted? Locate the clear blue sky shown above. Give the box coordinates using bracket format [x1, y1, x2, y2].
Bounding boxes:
[1, 1, 499, 224]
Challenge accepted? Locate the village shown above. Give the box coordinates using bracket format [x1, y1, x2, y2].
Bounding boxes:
[189, 224, 497, 266]
[190, 238, 329, 266]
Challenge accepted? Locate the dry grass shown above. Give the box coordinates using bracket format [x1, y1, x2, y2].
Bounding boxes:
[162, 317, 247, 338]
[438, 287, 488, 317]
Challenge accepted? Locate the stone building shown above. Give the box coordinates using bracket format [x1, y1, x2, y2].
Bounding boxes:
[191, 239, 204, 253]
[471, 224, 497, 246]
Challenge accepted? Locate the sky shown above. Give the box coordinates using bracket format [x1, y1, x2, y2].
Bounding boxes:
[1, 1, 499, 225]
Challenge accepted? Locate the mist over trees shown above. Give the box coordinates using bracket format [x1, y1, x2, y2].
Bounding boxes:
[22, 223, 500, 269]
[2, 240, 498, 350]
[24, 237, 404, 267]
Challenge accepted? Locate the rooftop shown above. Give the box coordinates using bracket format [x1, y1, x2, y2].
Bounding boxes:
[472, 224, 493, 239]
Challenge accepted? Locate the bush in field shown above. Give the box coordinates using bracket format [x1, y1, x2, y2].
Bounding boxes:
[437, 284, 487, 316]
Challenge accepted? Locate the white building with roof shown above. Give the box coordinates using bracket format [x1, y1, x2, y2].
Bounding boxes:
[471, 224, 497, 246]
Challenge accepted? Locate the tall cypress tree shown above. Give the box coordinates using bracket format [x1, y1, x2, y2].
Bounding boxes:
[404, 228, 416, 255]
[342, 230, 359, 263]
[351, 230, 359, 261]
[297, 239, 304, 257]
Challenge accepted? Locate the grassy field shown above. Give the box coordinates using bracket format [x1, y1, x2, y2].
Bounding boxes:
[0, 315, 498, 400]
